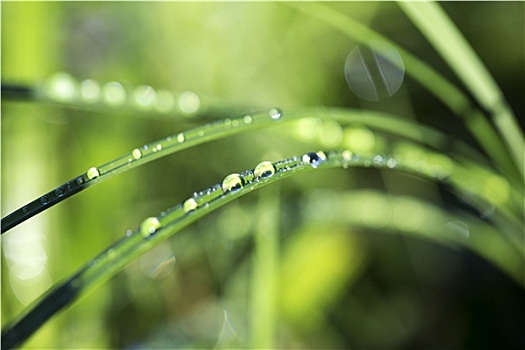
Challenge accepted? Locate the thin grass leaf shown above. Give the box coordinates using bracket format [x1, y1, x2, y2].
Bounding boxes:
[399, 1, 524, 176]
[289, 2, 521, 180]
[2, 149, 522, 349]
[1, 107, 505, 233]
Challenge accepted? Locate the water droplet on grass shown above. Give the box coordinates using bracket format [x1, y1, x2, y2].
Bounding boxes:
[177, 133, 186, 143]
[387, 157, 397, 169]
[132, 148, 142, 160]
[243, 115, 253, 124]
[254, 161, 276, 179]
[40, 195, 49, 205]
[344, 41, 405, 102]
[302, 151, 327, 168]
[87, 167, 100, 180]
[103, 82, 126, 106]
[133, 85, 156, 108]
[183, 198, 198, 213]
[373, 155, 384, 167]
[80, 79, 100, 103]
[54, 187, 65, 197]
[222, 173, 244, 193]
[178, 91, 200, 114]
[268, 108, 282, 120]
[140, 217, 161, 238]
[47, 72, 77, 102]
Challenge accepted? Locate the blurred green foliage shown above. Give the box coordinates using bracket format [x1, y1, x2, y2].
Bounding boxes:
[2, 2, 524, 349]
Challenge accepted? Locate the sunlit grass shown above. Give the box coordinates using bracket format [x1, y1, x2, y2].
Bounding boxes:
[1, 2, 523, 349]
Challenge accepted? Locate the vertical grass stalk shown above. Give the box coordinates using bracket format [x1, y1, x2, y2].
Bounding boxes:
[399, 1, 524, 177]
[290, 2, 520, 180]
[250, 184, 280, 349]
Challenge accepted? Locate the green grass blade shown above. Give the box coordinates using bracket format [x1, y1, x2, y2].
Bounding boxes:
[3, 107, 486, 233]
[2, 149, 522, 348]
[289, 2, 521, 180]
[399, 1, 524, 177]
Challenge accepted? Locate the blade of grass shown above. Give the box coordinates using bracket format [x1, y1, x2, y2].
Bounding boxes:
[288, 2, 520, 180]
[250, 183, 279, 349]
[399, 1, 524, 177]
[2, 149, 522, 349]
[1, 107, 503, 233]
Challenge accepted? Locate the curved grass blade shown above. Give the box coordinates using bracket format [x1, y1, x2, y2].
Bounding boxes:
[301, 189, 525, 287]
[1, 107, 502, 233]
[2, 149, 522, 349]
[399, 1, 524, 176]
[289, 2, 521, 180]
[2, 72, 246, 121]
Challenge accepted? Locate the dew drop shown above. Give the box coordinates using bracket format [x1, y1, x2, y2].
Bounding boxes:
[47, 72, 78, 102]
[22, 206, 29, 214]
[103, 81, 126, 106]
[133, 85, 156, 108]
[177, 133, 186, 143]
[76, 177, 84, 185]
[243, 115, 253, 124]
[254, 161, 276, 179]
[54, 187, 65, 197]
[342, 150, 353, 162]
[87, 167, 100, 180]
[222, 173, 244, 193]
[80, 79, 101, 103]
[152, 144, 163, 152]
[183, 198, 198, 213]
[344, 41, 405, 101]
[302, 151, 327, 168]
[387, 157, 397, 169]
[131, 148, 142, 160]
[373, 155, 384, 167]
[178, 91, 200, 114]
[140, 217, 161, 238]
[40, 195, 49, 205]
[268, 108, 282, 120]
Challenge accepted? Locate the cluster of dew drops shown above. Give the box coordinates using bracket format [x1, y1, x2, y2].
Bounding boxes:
[137, 149, 330, 239]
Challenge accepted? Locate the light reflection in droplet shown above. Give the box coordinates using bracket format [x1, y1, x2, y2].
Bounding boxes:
[103, 81, 127, 106]
[134, 85, 156, 108]
[178, 91, 200, 114]
[79, 79, 100, 103]
[47, 72, 77, 102]
[344, 41, 405, 101]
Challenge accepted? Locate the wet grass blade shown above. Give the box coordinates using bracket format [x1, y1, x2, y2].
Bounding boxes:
[1, 107, 501, 233]
[2, 149, 522, 349]
[399, 1, 524, 177]
[289, 2, 521, 181]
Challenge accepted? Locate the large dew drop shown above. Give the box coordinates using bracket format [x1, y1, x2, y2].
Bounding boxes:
[103, 82, 126, 106]
[302, 151, 327, 168]
[254, 161, 276, 179]
[140, 217, 161, 238]
[344, 41, 405, 102]
[222, 173, 244, 193]
[131, 148, 142, 160]
[87, 167, 100, 180]
[268, 108, 282, 120]
[183, 198, 198, 213]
